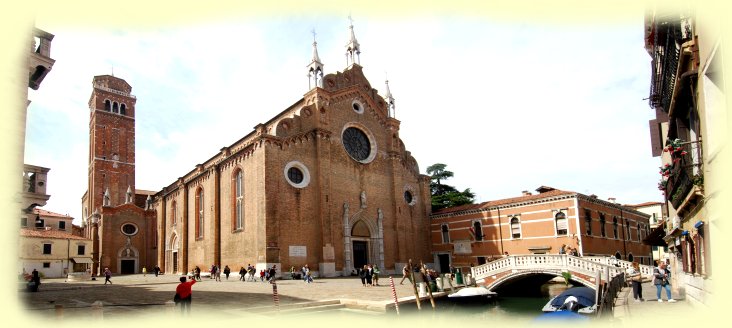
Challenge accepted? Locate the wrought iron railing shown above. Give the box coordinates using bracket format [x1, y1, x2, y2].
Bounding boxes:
[665, 141, 703, 209]
[648, 15, 693, 112]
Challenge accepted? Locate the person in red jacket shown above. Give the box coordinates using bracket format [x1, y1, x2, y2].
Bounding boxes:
[176, 276, 196, 315]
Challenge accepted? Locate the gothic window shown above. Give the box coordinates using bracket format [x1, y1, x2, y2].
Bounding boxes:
[441, 224, 450, 243]
[626, 219, 631, 240]
[104, 100, 111, 111]
[510, 217, 521, 239]
[612, 217, 619, 239]
[120, 103, 126, 115]
[637, 222, 642, 241]
[584, 209, 592, 235]
[472, 221, 483, 241]
[342, 127, 371, 162]
[112, 102, 119, 114]
[599, 214, 606, 237]
[196, 188, 204, 239]
[171, 201, 177, 225]
[555, 211, 568, 236]
[234, 170, 244, 230]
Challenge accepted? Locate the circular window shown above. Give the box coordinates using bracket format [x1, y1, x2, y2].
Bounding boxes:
[121, 223, 138, 236]
[404, 191, 413, 204]
[352, 100, 364, 114]
[284, 161, 310, 188]
[287, 167, 304, 184]
[342, 127, 372, 162]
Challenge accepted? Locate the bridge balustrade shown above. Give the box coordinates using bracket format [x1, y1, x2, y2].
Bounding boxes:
[471, 255, 627, 286]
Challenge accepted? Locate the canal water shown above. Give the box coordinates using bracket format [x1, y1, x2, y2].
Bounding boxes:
[395, 282, 578, 322]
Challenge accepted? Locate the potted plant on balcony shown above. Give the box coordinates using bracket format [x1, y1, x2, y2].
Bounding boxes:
[659, 164, 672, 177]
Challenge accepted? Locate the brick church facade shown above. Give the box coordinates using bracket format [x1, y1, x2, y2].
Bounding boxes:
[153, 24, 432, 277]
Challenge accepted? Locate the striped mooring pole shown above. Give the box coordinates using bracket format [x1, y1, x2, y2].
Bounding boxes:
[389, 276, 400, 315]
[272, 280, 280, 311]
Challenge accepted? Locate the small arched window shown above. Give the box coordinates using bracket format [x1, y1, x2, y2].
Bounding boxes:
[510, 217, 521, 239]
[112, 102, 119, 114]
[584, 209, 592, 235]
[612, 217, 619, 239]
[104, 100, 111, 111]
[599, 214, 606, 237]
[120, 103, 126, 115]
[441, 224, 450, 243]
[472, 221, 483, 241]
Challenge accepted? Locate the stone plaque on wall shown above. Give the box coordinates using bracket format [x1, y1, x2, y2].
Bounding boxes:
[289, 245, 307, 257]
[323, 245, 335, 260]
[454, 241, 472, 255]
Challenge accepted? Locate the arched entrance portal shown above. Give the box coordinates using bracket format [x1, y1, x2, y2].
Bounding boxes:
[168, 233, 179, 274]
[352, 220, 370, 270]
[117, 245, 139, 274]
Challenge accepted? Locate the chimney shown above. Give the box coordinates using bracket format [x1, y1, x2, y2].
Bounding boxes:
[522, 190, 532, 196]
[590, 194, 598, 199]
[608, 197, 617, 203]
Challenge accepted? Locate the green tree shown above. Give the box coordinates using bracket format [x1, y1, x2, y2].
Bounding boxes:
[427, 163, 475, 211]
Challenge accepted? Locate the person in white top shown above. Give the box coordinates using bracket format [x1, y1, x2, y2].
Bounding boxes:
[653, 262, 677, 302]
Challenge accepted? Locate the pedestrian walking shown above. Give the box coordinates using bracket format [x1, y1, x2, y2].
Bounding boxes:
[175, 275, 196, 315]
[359, 265, 370, 287]
[30, 268, 41, 292]
[239, 267, 246, 281]
[214, 265, 221, 282]
[223, 265, 231, 280]
[260, 269, 265, 282]
[627, 262, 644, 302]
[268, 265, 277, 283]
[399, 263, 411, 285]
[103, 268, 112, 284]
[653, 262, 677, 302]
[154, 265, 160, 277]
[194, 266, 201, 281]
[302, 264, 310, 282]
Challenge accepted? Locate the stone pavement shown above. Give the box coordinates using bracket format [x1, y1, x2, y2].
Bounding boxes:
[613, 280, 698, 323]
[18, 273, 450, 320]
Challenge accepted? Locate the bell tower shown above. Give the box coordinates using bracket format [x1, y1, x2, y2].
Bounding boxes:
[83, 75, 137, 216]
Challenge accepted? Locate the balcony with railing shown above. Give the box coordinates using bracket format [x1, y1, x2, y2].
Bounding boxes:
[663, 140, 703, 212]
[648, 15, 694, 112]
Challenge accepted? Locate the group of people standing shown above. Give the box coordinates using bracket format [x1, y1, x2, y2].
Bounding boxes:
[559, 244, 579, 256]
[626, 260, 677, 303]
[357, 264, 380, 287]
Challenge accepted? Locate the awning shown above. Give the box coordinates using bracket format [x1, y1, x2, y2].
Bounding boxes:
[71, 257, 94, 264]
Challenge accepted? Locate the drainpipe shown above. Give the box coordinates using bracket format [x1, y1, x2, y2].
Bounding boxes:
[497, 207, 504, 255]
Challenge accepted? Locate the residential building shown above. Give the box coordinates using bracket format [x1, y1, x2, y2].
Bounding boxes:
[627, 201, 670, 264]
[19, 209, 92, 278]
[430, 186, 652, 273]
[643, 5, 725, 305]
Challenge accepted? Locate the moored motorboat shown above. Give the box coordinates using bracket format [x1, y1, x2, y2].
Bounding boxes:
[447, 286, 497, 303]
[541, 286, 596, 314]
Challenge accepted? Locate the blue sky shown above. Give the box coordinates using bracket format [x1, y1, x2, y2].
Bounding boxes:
[25, 4, 662, 224]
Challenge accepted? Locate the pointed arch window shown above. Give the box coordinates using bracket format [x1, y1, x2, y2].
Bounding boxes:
[441, 224, 450, 243]
[599, 214, 606, 237]
[584, 209, 592, 235]
[120, 103, 126, 115]
[625, 219, 631, 240]
[472, 221, 483, 241]
[612, 217, 619, 239]
[112, 102, 119, 114]
[555, 211, 568, 236]
[233, 169, 244, 231]
[104, 100, 111, 111]
[195, 188, 204, 239]
[171, 201, 177, 225]
[510, 216, 522, 239]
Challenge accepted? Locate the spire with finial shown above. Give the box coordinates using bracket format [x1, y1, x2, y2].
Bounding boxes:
[345, 15, 361, 67]
[384, 76, 396, 118]
[307, 29, 324, 89]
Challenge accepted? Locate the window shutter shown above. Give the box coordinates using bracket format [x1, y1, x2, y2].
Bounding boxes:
[681, 239, 688, 273]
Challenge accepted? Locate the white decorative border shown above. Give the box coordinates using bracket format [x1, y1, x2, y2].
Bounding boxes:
[284, 161, 311, 188]
[351, 99, 364, 114]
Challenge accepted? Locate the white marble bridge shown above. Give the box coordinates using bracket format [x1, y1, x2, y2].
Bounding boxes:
[469, 254, 654, 291]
